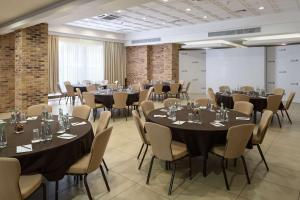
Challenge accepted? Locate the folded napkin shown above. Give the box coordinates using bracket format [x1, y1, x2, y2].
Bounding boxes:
[153, 115, 167, 118]
[71, 121, 87, 126]
[16, 144, 32, 154]
[160, 109, 168, 112]
[210, 122, 225, 127]
[172, 121, 186, 125]
[199, 106, 207, 109]
[27, 116, 38, 120]
[236, 117, 250, 120]
[187, 120, 202, 124]
[57, 133, 77, 140]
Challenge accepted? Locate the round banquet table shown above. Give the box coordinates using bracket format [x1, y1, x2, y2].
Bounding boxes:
[0, 116, 94, 181]
[144, 83, 182, 93]
[93, 90, 139, 108]
[147, 107, 252, 176]
[73, 84, 107, 92]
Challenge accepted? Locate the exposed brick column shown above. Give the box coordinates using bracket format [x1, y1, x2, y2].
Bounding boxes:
[14, 23, 49, 111]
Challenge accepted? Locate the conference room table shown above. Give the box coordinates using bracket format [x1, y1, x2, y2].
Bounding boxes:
[147, 106, 252, 177]
[144, 83, 182, 93]
[0, 116, 94, 181]
[73, 84, 107, 92]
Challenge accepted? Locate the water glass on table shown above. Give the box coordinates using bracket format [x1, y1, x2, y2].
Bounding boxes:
[32, 129, 40, 143]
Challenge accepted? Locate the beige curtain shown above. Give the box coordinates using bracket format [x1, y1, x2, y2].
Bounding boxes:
[48, 35, 59, 93]
[104, 41, 126, 85]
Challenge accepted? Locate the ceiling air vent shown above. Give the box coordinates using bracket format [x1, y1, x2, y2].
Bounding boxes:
[208, 27, 261, 37]
[97, 14, 120, 20]
[131, 38, 161, 44]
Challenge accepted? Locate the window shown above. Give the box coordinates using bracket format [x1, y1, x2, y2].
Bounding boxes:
[58, 37, 104, 86]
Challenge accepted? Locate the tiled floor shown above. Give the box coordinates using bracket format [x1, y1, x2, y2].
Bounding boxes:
[1, 96, 300, 200]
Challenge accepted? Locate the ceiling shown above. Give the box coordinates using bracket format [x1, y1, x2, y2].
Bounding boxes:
[67, 0, 300, 33]
[0, 0, 64, 25]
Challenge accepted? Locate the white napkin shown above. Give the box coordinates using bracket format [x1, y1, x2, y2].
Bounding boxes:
[172, 121, 186, 125]
[210, 122, 225, 127]
[199, 106, 207, 109]
[71, 121, 87, 126]
[16, 144, 32, 153]
[69, 116, 74, 119]
[0, 119, 6, 124]
[160, 109, 168, 112]
[57, 133, 77, 140]
[45, 119, 54, 122]
[187, 121, 202, 124]
[27, 116, 38, 120]
[236, 117, 250, 120]
[153, 115, 167, 118]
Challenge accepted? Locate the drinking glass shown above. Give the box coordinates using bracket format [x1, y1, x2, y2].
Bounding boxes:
[216, 113, 221, 122]
[0, 125, 7, 148]
[32, 129, 40, 143]
[188, 113, 194, 122]
[20, 113, 27, 123]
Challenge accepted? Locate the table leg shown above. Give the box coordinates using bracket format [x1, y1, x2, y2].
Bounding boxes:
[254, 110, 257, 124]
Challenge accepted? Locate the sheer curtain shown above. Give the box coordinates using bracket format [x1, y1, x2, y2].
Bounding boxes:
[58, 37, 104, 86]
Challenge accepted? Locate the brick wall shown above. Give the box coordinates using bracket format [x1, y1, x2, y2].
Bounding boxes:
[126, 43, 180, 84]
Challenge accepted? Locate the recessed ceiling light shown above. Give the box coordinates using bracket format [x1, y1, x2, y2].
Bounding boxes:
[116, 10, 122, 13]
[203, 15, 207, 19]
[142, 17, 147, 20]
[186, 8, 191, 12]
[162, 0, 168, 2]
[258, 6, 264, 10]
[281, 43, 287, 46]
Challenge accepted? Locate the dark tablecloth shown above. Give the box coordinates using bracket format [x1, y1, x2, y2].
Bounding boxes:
[94, 91, 139, 108]
[144, 83, 182, 93]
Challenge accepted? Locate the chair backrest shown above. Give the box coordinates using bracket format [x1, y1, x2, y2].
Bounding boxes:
[169, 83, 180, 94]
[272, 88, 285, 96]
[266, 95, 282, 112]
[57, 83, 64, 94]
[240, 86, 254, 93]
[145, 122, 173, 161]
[131, 84, 140, 91]
[87, 127, 113, 173]
[86, 84, 97, 92]
[179, 80, 185, 85]
[72, 105, 91, 120]
[96, 111, 111, 133]
[27, 104, 52, 117]
[185, 82, 191, 92]
[285, 92, 296, 110]
[233, 101, 254, 116]
[163, 98, 181, 107]
[65, 84, 76, 96]
[141, 100, 155, 118]
[76, 88, 84, 105]
[154, 84, 163, 93]
[255, 110, 273, 144]
[195, 98, 210, 106]
[219, 85, 230, 93]
[82, 92, 96, 108]
[132, 110, 148, 144]
[0, 157, 22, 200]
[224, 124, 255, 159]
[64, 81, 71, 85]
[207, 87, 217, 105]
[113, 92, 128, 108]
[139, 90, 148, 104]
[82, 80, 91, 85]
[146, 87, 154, 100]
[107, 83, 117, 89]
[232, 94, 250, 102]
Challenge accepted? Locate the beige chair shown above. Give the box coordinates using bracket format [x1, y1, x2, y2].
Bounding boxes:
[133, 89, 148, 111]
[272, 88, 285, 96]
[132, 110, 151, 169]
[145, 122, 191, 195]
[131, 83, 140, 91]
[281, 92, 295, 124]
[72, 105, 91, 120]
[163, 98, 181, 107]
[168, 83, 180, 98]
[153, 83, 165, 101]
[27, 104, 52, 117]
[57, 83, 66, 104]
[112, 92, 129, 121]
[61, 127, 112, 200]
[146, 86, 154, 100]
[240, 86, 254, 93]
[232, 94, 250, 102]
[233, 101, 254, 117]
[195, 97, 210, 107]
[141, 100, 155, 120]
[64, 81, 71, 85]
[180, 81, 191, 100]
[76, 88, 84, 105]
[207, 87, 217, 106]
[64, 84, 77, 105]
[86, 84, 97, 92]
[0, 157, 46, 200]
[252, 110, 273, 171]
[219, 85, 230, 93]
[210, 124, 255, 190]
[266, 95, 283, 128]
[82, 92, 105, 121]
[82, 80, 92, 85]
[107, 83, 118, 89]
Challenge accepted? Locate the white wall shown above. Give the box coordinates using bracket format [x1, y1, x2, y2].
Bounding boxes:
[206, 47, 266, 92]
[267, 45, 300, 102]
[179, 50, 206, 95]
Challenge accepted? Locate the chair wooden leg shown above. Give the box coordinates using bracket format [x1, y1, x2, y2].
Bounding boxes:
[100, 165, 110, 192]
[42, 183, 47, 200]
[188, 155, 192, 179]
[285, 110, 293, 124]
[280, 110, 284, 117]
[137, 143, 145, 159]
[257, 144, 269, 171]
[168, 162, 176, 195]
[221, 158, 230, 190]
[59, 96, 62, 104]
[241, 156, 251, 184]
[93, 108, 97, 122]
[146, 156, 155, 184]
[275, 112, 282, 128]
[83, 174, 93, 200]
[138, 144, 148, 170]
[55, 181, 59, 200]
[103, 159, 109, 172]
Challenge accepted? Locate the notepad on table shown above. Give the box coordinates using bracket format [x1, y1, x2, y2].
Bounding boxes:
[210, 122, 225, 127]
[71, 121, 87, 126]
[16, 144, 33, 153]
[153, 115, 167, 118]
[27, 116, 38, 120]
[236, 117, 250, 120]
[57, 133, 77, 140]
[172, 121, 186, 125]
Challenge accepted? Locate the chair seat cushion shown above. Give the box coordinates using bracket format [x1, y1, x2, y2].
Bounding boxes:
[67, 153, 91, 174]
[96, 103, 104, 108]
[19, 174, 43, 199]
[211, 145, 225, 157]
[171, 141, 188, 160]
